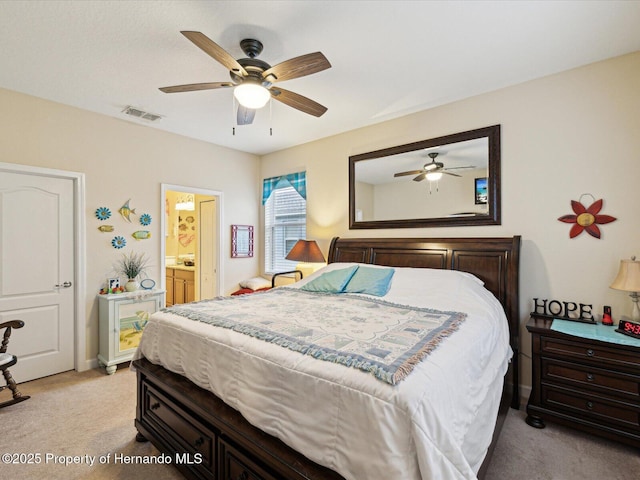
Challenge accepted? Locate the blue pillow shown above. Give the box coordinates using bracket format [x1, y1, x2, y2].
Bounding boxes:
[300, 266, 359, 293]
[343, 266, 395, 296]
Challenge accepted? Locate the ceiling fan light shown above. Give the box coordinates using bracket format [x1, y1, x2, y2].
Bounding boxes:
[426, 171, 443, 181]
[234, 83, 270, 109]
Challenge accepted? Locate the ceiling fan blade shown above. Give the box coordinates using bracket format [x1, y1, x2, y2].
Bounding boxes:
[181, 31, 248, 77]
[237, 105, 256, 125]
[444, 166, 475, 170]
[270, 87, 327, 117]
[413, 173, 427, 182]
[394, 170, 424, 177]
[262, 52, 331, 83]
[159, 82, 234, 93]
[443, 171, 462, 177]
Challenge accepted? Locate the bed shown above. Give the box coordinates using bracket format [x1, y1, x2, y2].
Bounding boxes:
[133, 236, 521, 480]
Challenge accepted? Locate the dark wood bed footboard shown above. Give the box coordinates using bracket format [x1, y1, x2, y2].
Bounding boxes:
[135, 236, 521, 480]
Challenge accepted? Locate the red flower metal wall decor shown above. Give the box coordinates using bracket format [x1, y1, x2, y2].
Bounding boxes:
[558, 194, 616, 239]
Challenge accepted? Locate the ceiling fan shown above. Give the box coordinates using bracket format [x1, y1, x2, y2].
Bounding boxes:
[159, 31, 331, 125]
[393, 152, 474, 182]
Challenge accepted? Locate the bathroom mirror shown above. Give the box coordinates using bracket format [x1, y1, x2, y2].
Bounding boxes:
[349, 125, 501, 229]
[231, 225, 254, 258]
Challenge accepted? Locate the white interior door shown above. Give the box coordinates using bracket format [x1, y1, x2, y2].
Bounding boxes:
[0, 171, 75, 381]
[199, 198, 217, 299]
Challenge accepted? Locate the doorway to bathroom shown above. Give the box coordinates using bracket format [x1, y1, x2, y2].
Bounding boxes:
[161, 184, 223, 305]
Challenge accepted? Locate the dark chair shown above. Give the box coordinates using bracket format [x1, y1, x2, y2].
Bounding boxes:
[0, 320, 30, 408]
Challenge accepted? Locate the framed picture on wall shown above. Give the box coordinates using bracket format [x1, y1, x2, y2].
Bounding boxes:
[475, 177, 488, 205]
[231, 225, 254, 258]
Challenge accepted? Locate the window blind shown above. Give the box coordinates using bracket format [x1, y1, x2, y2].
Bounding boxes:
[264, 185, 306, 273]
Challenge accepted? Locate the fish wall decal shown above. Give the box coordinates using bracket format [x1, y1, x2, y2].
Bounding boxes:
[132, 230, 151, 240]
[98, 225, 114, 232]
[118, 199, 137, 222]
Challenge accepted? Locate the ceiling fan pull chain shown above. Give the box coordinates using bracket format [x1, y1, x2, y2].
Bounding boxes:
[232, 96, 236, 135]
[269, 98, 273, 136]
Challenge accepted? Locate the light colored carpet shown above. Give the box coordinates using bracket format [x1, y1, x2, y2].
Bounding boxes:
[485, 404, 640, 480]
[1, 367, 638, 479]
[0, 367, 181, 480]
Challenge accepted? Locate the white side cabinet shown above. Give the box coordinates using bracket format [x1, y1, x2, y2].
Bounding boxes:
[97, 289, 165, 374]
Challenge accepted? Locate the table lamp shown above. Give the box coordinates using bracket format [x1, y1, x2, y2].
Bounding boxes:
[610, 256, 640, 321]
[285, 240, 326, 278]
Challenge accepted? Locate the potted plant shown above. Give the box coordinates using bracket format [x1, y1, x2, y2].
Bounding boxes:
[116, 251, 149, 292]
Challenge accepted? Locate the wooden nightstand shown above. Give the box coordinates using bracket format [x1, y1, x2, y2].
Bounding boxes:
[525, 315, 640, 448]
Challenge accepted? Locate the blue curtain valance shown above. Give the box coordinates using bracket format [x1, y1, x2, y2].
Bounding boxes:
[262, 171, 306, 204]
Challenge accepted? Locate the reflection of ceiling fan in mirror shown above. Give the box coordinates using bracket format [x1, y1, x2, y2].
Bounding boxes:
[393, 153, 474, 182]
[159, 31, 331, 126]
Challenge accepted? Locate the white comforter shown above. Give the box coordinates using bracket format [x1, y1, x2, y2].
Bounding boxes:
[135, 263, 512, 480]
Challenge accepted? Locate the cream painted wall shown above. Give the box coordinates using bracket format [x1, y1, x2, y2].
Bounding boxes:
[0, 87, 260, 369]
[260, 52, 640, 392]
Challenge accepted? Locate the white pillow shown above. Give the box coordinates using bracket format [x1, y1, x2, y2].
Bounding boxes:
[239, 276, 271, 290]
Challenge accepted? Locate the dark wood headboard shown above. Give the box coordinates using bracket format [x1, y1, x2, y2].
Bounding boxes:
[327, 236, 521, 407]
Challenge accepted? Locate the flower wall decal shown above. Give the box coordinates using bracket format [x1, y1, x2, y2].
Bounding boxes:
[558, 196, 616, 239]
[95, 207, 111, 221]
[111, 236, 127, 249]
[140, 213, 152, 226]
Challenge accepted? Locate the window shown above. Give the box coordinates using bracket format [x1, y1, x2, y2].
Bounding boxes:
[263, 174, 306, 274]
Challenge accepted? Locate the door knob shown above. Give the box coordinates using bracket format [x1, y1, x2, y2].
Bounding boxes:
[55, 281, 73, 288]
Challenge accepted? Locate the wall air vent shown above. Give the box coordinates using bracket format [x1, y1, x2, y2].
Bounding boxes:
[122, 106, 163, 122]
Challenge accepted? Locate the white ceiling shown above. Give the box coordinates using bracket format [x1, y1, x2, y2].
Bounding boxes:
[1, 1, 640, 156]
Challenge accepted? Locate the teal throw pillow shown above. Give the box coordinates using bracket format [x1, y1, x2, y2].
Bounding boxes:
[300, 266, 359, 293]
[343, 266, 395, 296]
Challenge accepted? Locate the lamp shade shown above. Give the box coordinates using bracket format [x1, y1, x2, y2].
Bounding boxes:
[426, 171, 443, 181]
[234, 83, 271, 109]
[610, 258, 640, 292]
[285, 240, 326, 263]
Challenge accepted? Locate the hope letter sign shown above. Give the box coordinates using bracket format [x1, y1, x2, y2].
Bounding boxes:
[531, 298, 596, 324]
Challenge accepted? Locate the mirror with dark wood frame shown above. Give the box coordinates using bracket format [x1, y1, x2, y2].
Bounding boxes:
[349, 125, 501, 229]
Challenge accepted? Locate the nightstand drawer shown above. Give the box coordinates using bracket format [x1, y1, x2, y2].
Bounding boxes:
[542, 357, 640, 399]
[540, 336, 640, 371]
[542, 384, 640, 429]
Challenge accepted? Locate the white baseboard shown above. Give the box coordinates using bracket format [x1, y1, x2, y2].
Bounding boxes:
[79, 357, 99, 372]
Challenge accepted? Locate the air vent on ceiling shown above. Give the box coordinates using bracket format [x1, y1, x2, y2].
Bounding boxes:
[122, 106, 163, 122]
